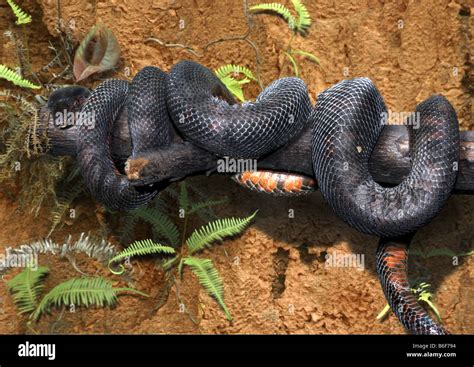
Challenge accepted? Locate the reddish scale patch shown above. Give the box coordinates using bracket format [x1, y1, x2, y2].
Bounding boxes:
[237, 170, 316, 195]
[383, 245, 408, 286]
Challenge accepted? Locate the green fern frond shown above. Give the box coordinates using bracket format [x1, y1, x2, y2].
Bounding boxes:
[179, 181, 190, 212]
[163, 186, 179, 199]
[422, 248, 458, 258]
[249, 3, 296, 31]
[118, 215, 138, 243]
[377, 283, 442, 322]
[48, 182, 84, 237]
[108, 239, 176, 274]
[250, 1, 311, 34]
[187, 211, 258, 254]
[6, 0, 32, 25]
[215, 64, 256, 81]
[188, 199, 228, 215]
[412, 283, 442, 322]
[162, 255, 179, 270]
[151, 193, 168, 211]
[284, 51, 299, 77]
[178, 258, 185, 278]
[119, 191, 167, 242]
[186, 184, 223, 222]
[31, 277, 148, 321]
[7, 266, 49, 315]
[183, 257, 231, 320]
[215, 64, 256, 102]
[291, 49, 320, 64]
[0, 64, 40, 89]
[218, 75, 248, 102]
[194, 206, 218, 223]
[291, 0, 311, 34]
[133, 207, 179, 245]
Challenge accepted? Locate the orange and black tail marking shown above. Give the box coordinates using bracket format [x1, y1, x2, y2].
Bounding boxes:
[376, 235, 448, 335]
[232, 170, 317, 196]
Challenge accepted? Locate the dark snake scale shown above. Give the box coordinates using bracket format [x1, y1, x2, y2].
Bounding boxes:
[167, 61, 312, 158]
[69, 60, 460, 334]
[312, 78, 459, 238]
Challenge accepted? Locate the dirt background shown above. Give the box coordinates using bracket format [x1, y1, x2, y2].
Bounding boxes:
[0, 0, 472, 334]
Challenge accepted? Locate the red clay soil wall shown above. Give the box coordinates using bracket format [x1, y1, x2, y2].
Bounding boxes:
[0, 0, 472, 334]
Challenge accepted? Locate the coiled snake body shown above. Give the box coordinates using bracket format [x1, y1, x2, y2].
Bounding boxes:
[55, 60, 460, 335]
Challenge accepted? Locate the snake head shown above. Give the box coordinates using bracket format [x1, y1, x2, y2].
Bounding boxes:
[35, 86, 92, 155]
[40, 86, 92, 129]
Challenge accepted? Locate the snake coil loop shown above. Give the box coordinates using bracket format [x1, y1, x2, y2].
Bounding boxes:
[71, 60, 460, 334]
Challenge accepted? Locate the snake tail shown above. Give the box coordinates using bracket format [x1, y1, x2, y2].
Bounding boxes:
[376, 234, 448, 335]
[233, 170, 316, 196]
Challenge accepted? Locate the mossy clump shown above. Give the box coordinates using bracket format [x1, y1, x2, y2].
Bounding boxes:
[0, 94, 73, 216]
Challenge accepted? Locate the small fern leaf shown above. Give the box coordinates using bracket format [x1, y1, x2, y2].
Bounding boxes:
[188, 199, 228, 215]
[284, 51, 299, 77]
[187, 211, 258, 254]
[426, 248, 456, 258]
[133, 207, 179, 245]
[163, 186, 179, 199]
[215, 64, 256, 81]
[217, 75, 246, 102]
[151, 193, 167, 211]
[162, 255, 179, 270]
[178, 258, 185, 278]
[31, 277, 148, 321]
[291, 0, 311, 34]
[48, 182, 84, 237]
[413, 283, 442, 322]
[249, 3, 296, 31]
[183, 257, 231, 320]
[108, 239, 176, 274]
[291, 49, 320, 64]
[0, 64, 40, 89]
[179, 181, 190, 212]
[7, 266, 49, 315]
[6, 0, 32, 25]
[187, 185, 225, 222]
[377, 283, 443, 323]
[118, 214, 138, 243]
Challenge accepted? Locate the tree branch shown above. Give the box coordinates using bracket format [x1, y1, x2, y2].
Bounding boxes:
[35, 106, 474, 193]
